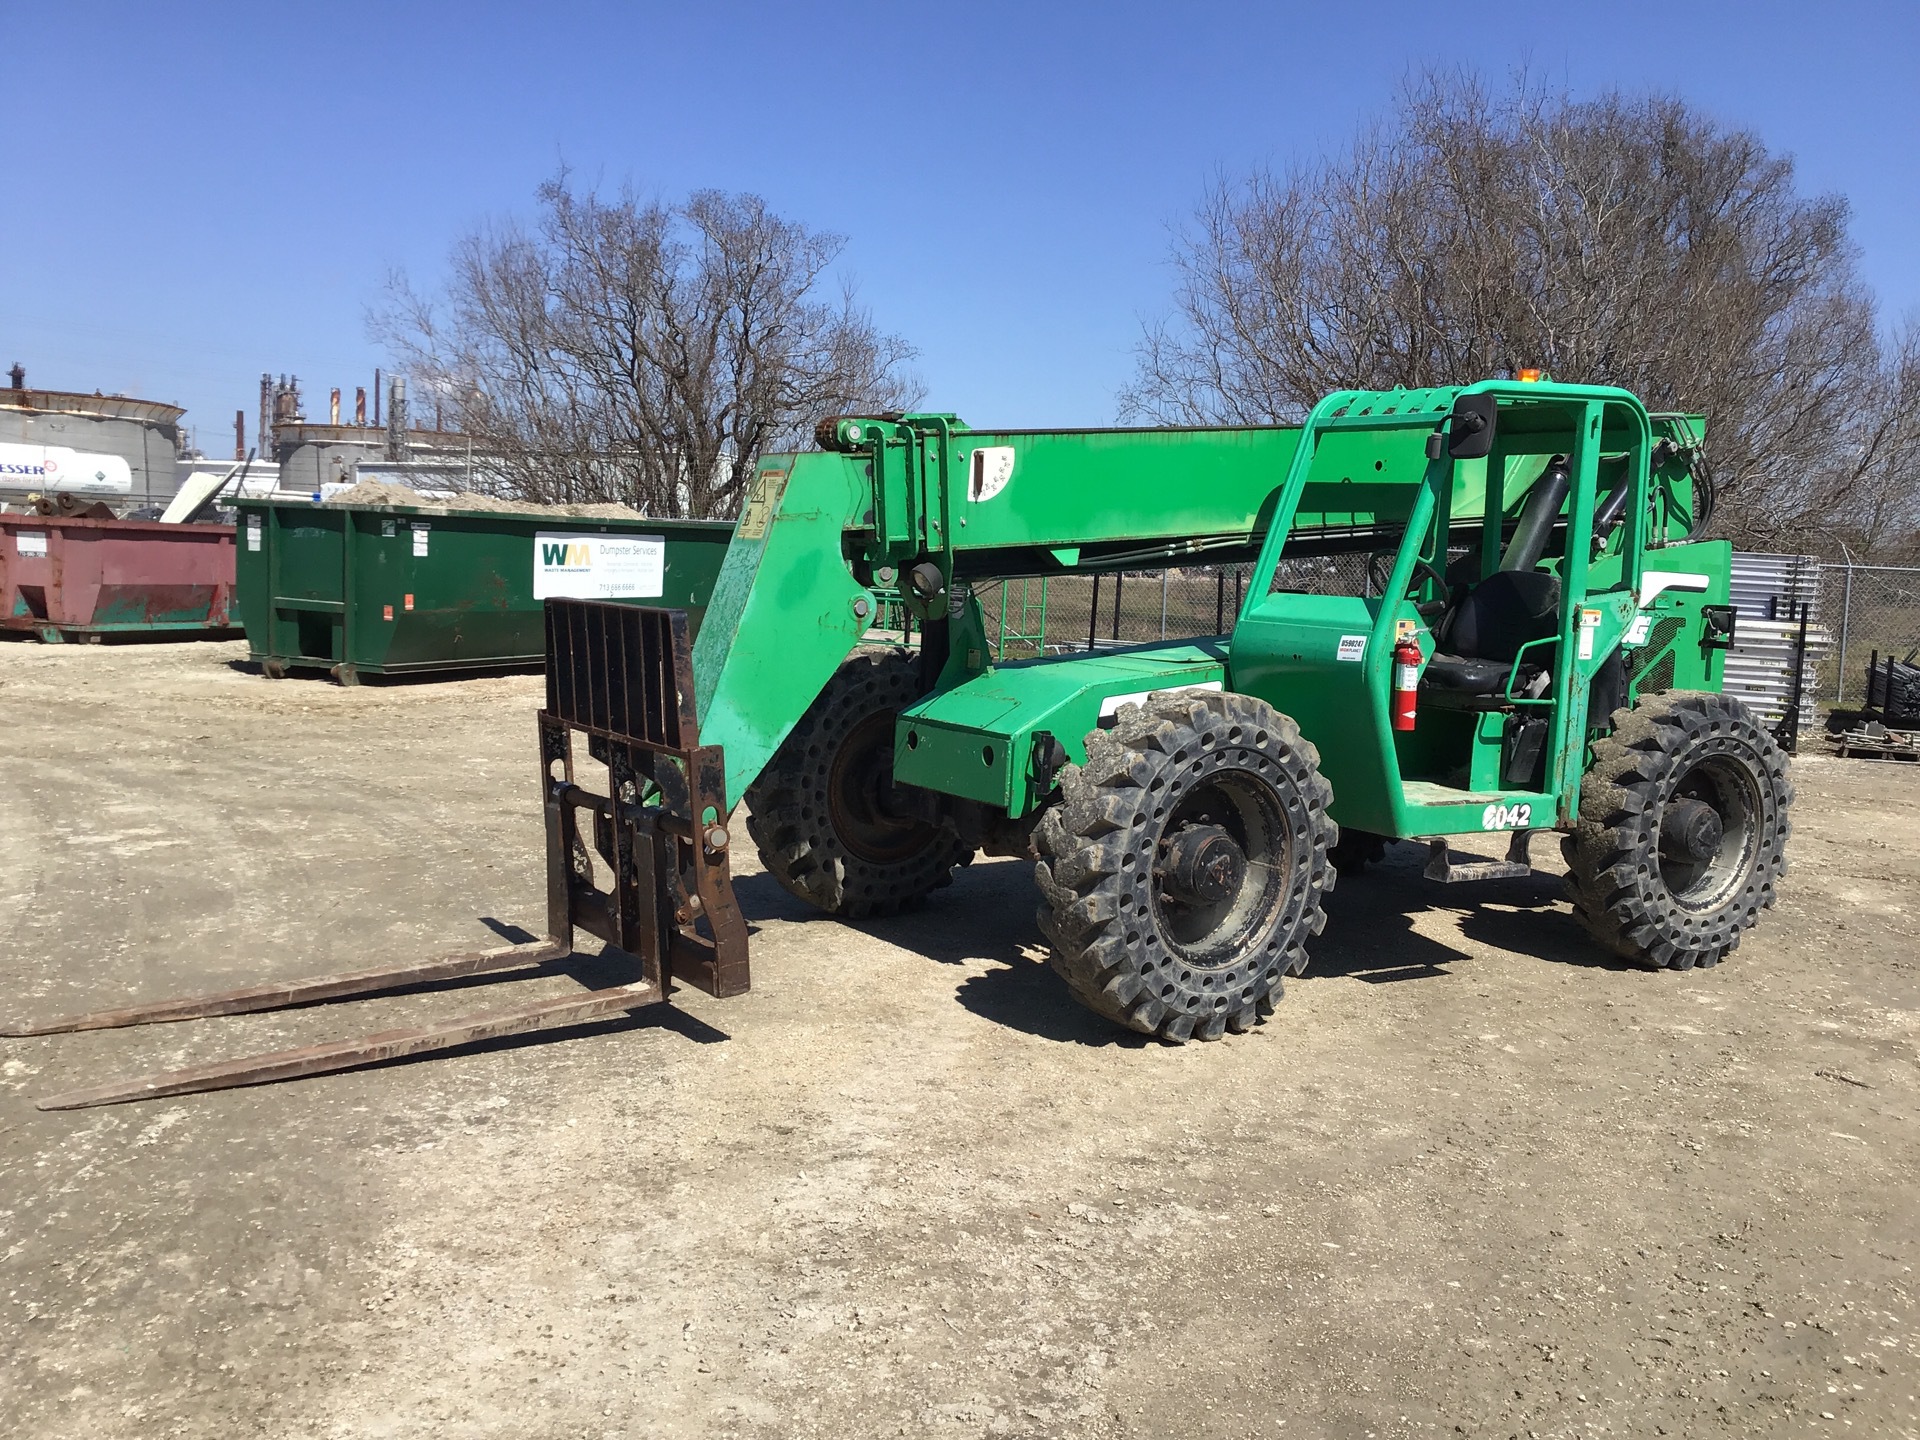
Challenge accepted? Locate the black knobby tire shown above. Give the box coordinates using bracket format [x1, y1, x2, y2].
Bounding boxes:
[745, 649, 971, 919]
[1034, 690, 1337, 1042]
[1563, 690, 1792, 970]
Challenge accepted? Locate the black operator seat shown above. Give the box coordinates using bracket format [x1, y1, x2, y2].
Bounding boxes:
[1419, 456, 1571, 710]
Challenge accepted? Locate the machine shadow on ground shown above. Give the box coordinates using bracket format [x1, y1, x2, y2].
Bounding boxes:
[725, 837, 1634, 1047]
[1334, 846, 1643, 973]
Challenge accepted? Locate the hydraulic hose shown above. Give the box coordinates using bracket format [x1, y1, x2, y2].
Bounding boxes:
[1682, 449, 1717, 541]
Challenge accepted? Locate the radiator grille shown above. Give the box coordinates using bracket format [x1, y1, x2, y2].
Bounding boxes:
[1629, 616, 1684, 695]
[1639, 650, 1677, 693]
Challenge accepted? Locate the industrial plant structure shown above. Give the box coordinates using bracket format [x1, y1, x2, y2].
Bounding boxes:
[0, 365, 187, 511]
[259, 373, 471, 495]
[1, 366, 477, 513]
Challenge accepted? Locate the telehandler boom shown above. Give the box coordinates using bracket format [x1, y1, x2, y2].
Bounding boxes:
[9, 379, 1791, 1104]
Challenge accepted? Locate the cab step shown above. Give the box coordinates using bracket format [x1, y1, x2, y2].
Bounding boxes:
[1423, 831, 1537, 883]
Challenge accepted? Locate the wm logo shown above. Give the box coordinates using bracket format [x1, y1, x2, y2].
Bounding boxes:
[541, 541, 592, 566]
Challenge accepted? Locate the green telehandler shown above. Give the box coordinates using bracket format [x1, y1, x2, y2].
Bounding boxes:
[11, 378, 1791, 1107]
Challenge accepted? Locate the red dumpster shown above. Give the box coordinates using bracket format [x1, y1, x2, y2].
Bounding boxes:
[0, 514, 239, 643]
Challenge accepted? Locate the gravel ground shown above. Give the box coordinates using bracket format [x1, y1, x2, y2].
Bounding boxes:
[1, 639, 1916, 1439]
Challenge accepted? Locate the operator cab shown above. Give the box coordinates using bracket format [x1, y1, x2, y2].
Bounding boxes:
[1417, 454, 1570, 710]
[1231, 380, 1682, 837]
[1385, 385, 1656, 799]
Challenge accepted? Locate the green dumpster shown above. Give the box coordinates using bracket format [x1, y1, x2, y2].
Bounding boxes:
[235, 498, 735, 682]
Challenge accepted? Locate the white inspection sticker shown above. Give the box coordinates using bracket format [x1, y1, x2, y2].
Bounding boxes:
[1578, 608, 1602, 660]
[246, 516, 262, 552]
[533, 532, 666, 600]
[412, 523, 430, 557]
[16, 530, 48, 558]
[1336, 634, 1367, 662]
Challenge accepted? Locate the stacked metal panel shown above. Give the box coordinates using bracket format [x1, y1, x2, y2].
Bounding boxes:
[1724, 552, 1826, 731]
[1729, 552, 1822, 624]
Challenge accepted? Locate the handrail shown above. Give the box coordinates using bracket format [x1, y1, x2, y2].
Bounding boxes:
[1503, 635, 1562, 705]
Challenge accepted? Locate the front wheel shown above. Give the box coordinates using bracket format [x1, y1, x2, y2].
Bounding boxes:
[1564, 691, 1793, 970]
[745, 649, 971, 919]
[1035, 690, 1337, 1042]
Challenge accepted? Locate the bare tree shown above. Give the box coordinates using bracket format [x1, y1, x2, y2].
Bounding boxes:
[374, 176, 920, 517]
[1820, 317, 1920, 562]
[1125, 73, 1914, 554]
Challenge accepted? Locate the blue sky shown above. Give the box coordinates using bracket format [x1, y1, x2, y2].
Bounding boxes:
[4, 1, 1917, 453]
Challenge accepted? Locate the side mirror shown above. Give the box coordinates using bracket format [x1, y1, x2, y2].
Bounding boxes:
[1700, 605, 1736, 651]
[1445, 393, 1498, 460]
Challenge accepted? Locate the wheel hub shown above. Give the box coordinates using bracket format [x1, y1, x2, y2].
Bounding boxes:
[827, 711, 930, 864]
[1159, 824, 1248, 906]
[1657, 750, 1766, 914]
[1660, 797, 1724, 863]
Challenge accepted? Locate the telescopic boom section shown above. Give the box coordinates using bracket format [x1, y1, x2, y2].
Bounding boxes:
[689, 415, 1331, 807]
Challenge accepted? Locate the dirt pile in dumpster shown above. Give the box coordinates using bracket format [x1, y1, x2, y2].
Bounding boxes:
[325, 480, 647, 521]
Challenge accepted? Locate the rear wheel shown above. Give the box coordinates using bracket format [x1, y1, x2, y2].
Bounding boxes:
[1564, 691, 1792, 970]
[746, 649, 970, 919]
[1035, 690, 1337, 1041]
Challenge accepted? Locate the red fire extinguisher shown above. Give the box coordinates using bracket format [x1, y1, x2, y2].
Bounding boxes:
[1391, 634, 1422, 732]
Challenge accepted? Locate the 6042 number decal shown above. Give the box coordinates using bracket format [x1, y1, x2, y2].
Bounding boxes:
[1481, 802, 1532, 831]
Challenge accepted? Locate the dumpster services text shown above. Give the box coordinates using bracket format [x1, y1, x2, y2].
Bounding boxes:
[532, 533, 667, 600]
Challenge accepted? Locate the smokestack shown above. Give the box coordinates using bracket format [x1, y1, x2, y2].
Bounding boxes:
[330, 387, 341, 425]
[234, 410, 246, 461]
[386, 375, 409, 461]
[272, 375, 304, 425]
[259, 374, 272, 462]
[354, 386, 366, 425]
[7, 362, 23, 390]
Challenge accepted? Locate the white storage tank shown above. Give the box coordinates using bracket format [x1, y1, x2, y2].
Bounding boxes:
[0, 369, 187, 511]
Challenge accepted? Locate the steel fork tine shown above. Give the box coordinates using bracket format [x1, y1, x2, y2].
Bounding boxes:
[35, 978, 662, 1110]
[1, 940, 567, 1037]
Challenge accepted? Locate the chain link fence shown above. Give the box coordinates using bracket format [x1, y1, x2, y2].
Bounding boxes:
[1820, 563, 1920, 707]
[973, 554, 1386, 660]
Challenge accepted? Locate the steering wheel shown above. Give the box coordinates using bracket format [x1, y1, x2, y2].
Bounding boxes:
[1408, 558, 1451, 594]
[1368, 551, 1451, 598]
